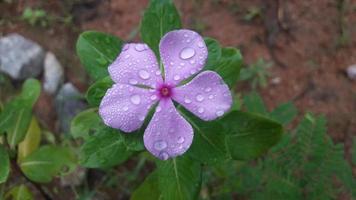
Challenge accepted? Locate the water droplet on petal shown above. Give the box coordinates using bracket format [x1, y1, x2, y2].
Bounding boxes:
[130, 95, 141, 105]
[125, 54, 130, 59]
[159, 152, 169, 160]
[150, 95, 157, 101]
[205, 87, 212, 92]
[135, 44, 147, 51]
[190, 60, 195, 64]
[138, 116, 145, 121]
[138, 69, 150, 80]
[208, 94, 214, 99]
[197, 41, 204, 48]
[154, 140, 167, 151]
[122, 106, 129, 111]
[216, 110, 224, 117]
[129, 79, 138, 85]
[155, 70, 161, 75]
[122, 44, 130, 51]
[174, 75, 181, 81]
[184, 97, 192, 104]
[180, 47, 196, 60]
[196, 94, 204, 102]
[198, 107, 205, 113]
[177, 136, 185, 144]
[156, 106, 162, 112]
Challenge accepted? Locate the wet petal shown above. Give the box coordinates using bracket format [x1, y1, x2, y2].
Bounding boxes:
[173, 71, 232, 121]
[159, 29, 208, 85]
[109, 43, 163, 88]
[144, 99, 193, 160]
[99, 83, 158, 132]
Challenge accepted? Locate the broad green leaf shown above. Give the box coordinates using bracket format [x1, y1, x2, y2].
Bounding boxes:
[5, 184, 33, 200]
[221, 111, 283, 160]
[20, 79, 41, 107]
[0, 145, 10, 183]
[70, 108, 104, 140]
[140, 0, 182, 57]
[76, 31, 124, 80]
[179, 107, 230, 165]
[243, 91, 268, 115]
[131, 171, 161, 200]
[270, 102, 297, 125]
[157, 156, 202, 200]
[86, 76, 113, 106]
[204, 37, 222, 69]
[79, 127, 131, 168]
[209, 47, 243, 88]
[20, 146, 77, 183]
[18, 117, 41, 162]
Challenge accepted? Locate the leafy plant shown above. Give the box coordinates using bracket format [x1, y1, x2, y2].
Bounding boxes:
[21, 7, 50, 27]
[239, 58, 273, 89]
[74, 0, 283, 199]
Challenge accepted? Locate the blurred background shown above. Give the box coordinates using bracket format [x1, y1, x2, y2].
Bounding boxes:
[0, 0, 355, 199]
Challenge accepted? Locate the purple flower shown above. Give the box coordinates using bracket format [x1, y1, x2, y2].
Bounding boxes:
[99, 29, 232, 160]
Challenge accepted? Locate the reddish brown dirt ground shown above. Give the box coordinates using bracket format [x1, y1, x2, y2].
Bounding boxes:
[1, 0, 355, 199]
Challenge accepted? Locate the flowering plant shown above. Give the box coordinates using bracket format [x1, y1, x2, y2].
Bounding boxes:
[74, 0, 283, 198]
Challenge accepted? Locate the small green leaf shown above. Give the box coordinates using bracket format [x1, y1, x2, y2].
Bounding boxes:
[5, 184, 33, 200]
[0, 145, 10, 183]
[20, 146, 77, 183]
[208, 47, 243, 88]
[156, 156, 202, 200]
[179, 108, 230, 165]
[243, 91, 268, 115]
[204, 37, 222, 69]
[18, 117, 41, 162]
[20, 79, 41, 107]
[140, 0, 182, 57]
[76, 31, 124, 80]
[131, 171, 161, 200]
[270, 102, 297, 125]
[86, 76, 113, 106]
[70, 108, 104, 140]
[221, 111, 283, 160]
[79, 127, 131, 168]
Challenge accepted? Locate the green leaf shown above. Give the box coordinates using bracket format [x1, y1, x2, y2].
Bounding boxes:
[86, 76, 113, 106]
[20, 79, 41, 107]
[179, 108, 230, 165]
[243, 91, 268, 115]
[270, 102, 297, 125]
[0, 145, 10, 184]
[221, 111, 283, 160]
[76, 31, 124, 80]
[5, 184, 33, 200]
[131, 171, 161, 200]
[156, 156, 202, 200]
[208, 47, 242, 88]
[20, 146, 77, 183]
[79, 127, 132, 168]
[204, 37, 222, 69]
[70, 108, 104, 140]
[18, 117, 41, 162]
[140, 0, 182, 57]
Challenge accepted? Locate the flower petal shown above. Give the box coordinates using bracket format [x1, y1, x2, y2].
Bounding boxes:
[143, 99, 193, 160]
[99, 83, 158, 132]
[109, 43, 163, 88]
[173, 71, 232, 121]
[160, 29, 208, 85]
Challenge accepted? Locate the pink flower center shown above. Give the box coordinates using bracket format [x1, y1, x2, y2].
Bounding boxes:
[158, 84, 173, 99]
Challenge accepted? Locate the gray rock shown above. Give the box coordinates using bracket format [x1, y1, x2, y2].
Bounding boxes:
[0, 33, 44, 80]
[346, 64, 356, 80]
[55, 83, 86, 133]
[43, 52, 64, 94]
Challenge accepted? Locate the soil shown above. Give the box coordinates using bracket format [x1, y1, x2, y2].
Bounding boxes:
[0, 0, 355, 199]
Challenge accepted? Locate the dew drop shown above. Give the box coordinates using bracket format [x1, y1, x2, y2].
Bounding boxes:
[122, 106, 129, 111]
[190, 60, 195, 64]
[138, 69, 150, 80]
[155, 70, 161, 75]
[198, 107, 205, 113]
[208, 94, 214, 99]
[130, 95, 141, 105]
[177, 136, 185, 144]
[184, 97, 192, 104]
[205, 87, 212, 92]
[122, 44, 129, 51]
[174, 75, 181, 81]
[138, 116, 145, 121]
[197, 41, 204, 48]
[196, 94, 204, 102]
[125, 54, 130, 59]
[180, 47, 196, 60]
[135, 44, 147, 51]
[150, 95, 157, 101]
[159, 152, 169, 160]
[216, 110, 224, 117]
[154, 140, 167, 151]
[156, 106, 162, 112]
[129, 79, 138, 85]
